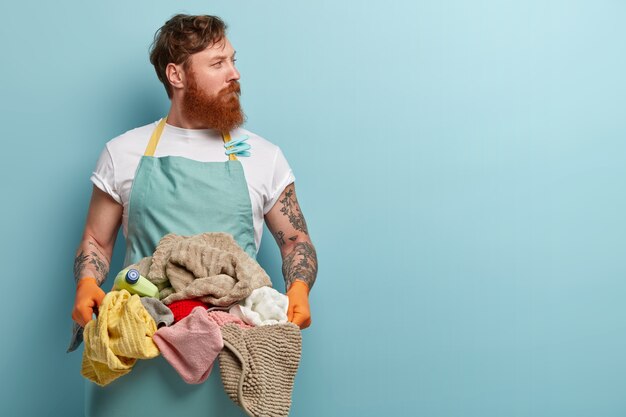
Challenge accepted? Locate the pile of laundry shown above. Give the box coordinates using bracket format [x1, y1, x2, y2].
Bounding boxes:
[70, 232, 302, 417]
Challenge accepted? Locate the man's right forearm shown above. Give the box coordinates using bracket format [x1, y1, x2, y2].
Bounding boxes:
[73, 237, 112, 286]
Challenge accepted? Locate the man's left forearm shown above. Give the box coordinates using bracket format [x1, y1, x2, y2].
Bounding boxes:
[282, 240, 318, 291]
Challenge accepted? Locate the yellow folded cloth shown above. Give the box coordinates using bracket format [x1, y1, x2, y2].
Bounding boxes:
[81, 290, 160, 386]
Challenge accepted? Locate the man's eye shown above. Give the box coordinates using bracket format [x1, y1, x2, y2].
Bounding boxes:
[212, 61, 223, 67]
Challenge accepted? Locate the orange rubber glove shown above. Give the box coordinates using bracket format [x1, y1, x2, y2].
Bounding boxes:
[71, 277, 106, 327]
[287, 280, 311, 329]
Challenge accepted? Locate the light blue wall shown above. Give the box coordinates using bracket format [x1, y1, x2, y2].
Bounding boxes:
[1, 1, 625, 416]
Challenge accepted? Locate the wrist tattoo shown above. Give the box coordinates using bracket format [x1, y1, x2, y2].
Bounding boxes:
[89, 252, 109, 285]
[282, 241, 317, 291]
[73, 251, 89, 285]
[73, 247, 109, 286]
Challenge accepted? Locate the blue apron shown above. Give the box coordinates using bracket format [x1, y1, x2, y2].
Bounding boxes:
[85, 118, 255, 417]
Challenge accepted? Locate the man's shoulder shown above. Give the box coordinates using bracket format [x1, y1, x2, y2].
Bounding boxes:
[233, 127, 281, 155]
[104, 121, 158, 154]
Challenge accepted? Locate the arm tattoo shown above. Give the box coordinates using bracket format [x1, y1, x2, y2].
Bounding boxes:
[271, 230, 299, 248]
[275, 231, 286, 247]
[279, 186, 309, 235]
[282, 241, 318, 291]
[89, 252, 109, 284]
[73, 247, 110, 286]
[88, 241, 107, 259]
[73, 251, 89, 284]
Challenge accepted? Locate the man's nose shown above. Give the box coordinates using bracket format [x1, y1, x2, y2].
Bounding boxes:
[227, 61, 240, 82]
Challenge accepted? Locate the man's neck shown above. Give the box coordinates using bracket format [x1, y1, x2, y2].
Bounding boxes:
[166, 103, 210, 130]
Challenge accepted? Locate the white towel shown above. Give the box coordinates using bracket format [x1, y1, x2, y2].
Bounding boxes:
[229, 286, 289, 326]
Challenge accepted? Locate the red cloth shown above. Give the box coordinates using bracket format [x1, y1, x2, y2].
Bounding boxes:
[168, 299, 209, 323]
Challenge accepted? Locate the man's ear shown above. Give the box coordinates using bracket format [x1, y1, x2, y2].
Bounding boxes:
[166, 63, 185, 92]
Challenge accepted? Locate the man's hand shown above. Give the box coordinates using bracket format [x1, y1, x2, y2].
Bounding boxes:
[287, 280, 311, 329]
[72, 277, 106, 327]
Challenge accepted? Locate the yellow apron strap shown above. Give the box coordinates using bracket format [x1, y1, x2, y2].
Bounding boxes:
[144, 117, 168, 156]
[222, 132, 238, 161]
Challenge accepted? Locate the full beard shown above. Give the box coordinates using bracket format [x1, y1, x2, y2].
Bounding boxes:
[182, 76, 245, 133]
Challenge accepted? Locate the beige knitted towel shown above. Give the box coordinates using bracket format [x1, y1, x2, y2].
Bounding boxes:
[219, 323, 302, 417]
[130, 232, 272, 307]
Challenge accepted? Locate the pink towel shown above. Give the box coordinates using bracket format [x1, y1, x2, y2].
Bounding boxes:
[207, 310, 253, 329]
[152, 307, 222, 384]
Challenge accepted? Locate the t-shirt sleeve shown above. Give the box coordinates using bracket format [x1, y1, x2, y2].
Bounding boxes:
[263, 146, 296, 215]
[90, 144, 122, 205]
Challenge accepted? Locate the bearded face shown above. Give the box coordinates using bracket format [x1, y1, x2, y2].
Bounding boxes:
[181, 69, 246, 133]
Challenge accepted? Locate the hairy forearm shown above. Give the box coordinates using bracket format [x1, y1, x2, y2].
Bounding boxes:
[282, 240, 318, 291]
[73, 238, 112, 286]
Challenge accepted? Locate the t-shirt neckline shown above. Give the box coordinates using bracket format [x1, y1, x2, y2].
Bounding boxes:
[163, 122, 223, 140]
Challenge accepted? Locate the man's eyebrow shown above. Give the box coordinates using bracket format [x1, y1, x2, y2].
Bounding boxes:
[210, 51, 237, 61]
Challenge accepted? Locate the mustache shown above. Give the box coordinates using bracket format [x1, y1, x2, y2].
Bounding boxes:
[219, 81, 241, 97]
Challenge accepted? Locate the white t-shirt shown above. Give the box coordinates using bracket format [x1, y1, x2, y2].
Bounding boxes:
[90, 120, 295, 253]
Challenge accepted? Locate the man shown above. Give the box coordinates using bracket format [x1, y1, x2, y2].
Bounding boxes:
[69, 16, 316, 415]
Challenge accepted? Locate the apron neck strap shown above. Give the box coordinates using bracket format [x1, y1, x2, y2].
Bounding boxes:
[144, 117, 237, 161]
[144, 118, 167, 157]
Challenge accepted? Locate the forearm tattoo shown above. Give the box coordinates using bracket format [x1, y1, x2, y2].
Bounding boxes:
[88, 241, 107, 259]
[282, 241, 318, 291]
[275, 231, 286, 246]
[279, 185, 309, 235]
[73, 242, 110, 286]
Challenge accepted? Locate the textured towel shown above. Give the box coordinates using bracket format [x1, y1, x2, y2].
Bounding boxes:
[140, 297, 174, 328]
[152, 307, 223, 384]
[129, 233, 271, 307]
[207, 310, 253, 329]
[219, 323, 302, 417]
[81, 290, 160, 386]
[152, 309, 251, 384]
[229, 286, 289, 326]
